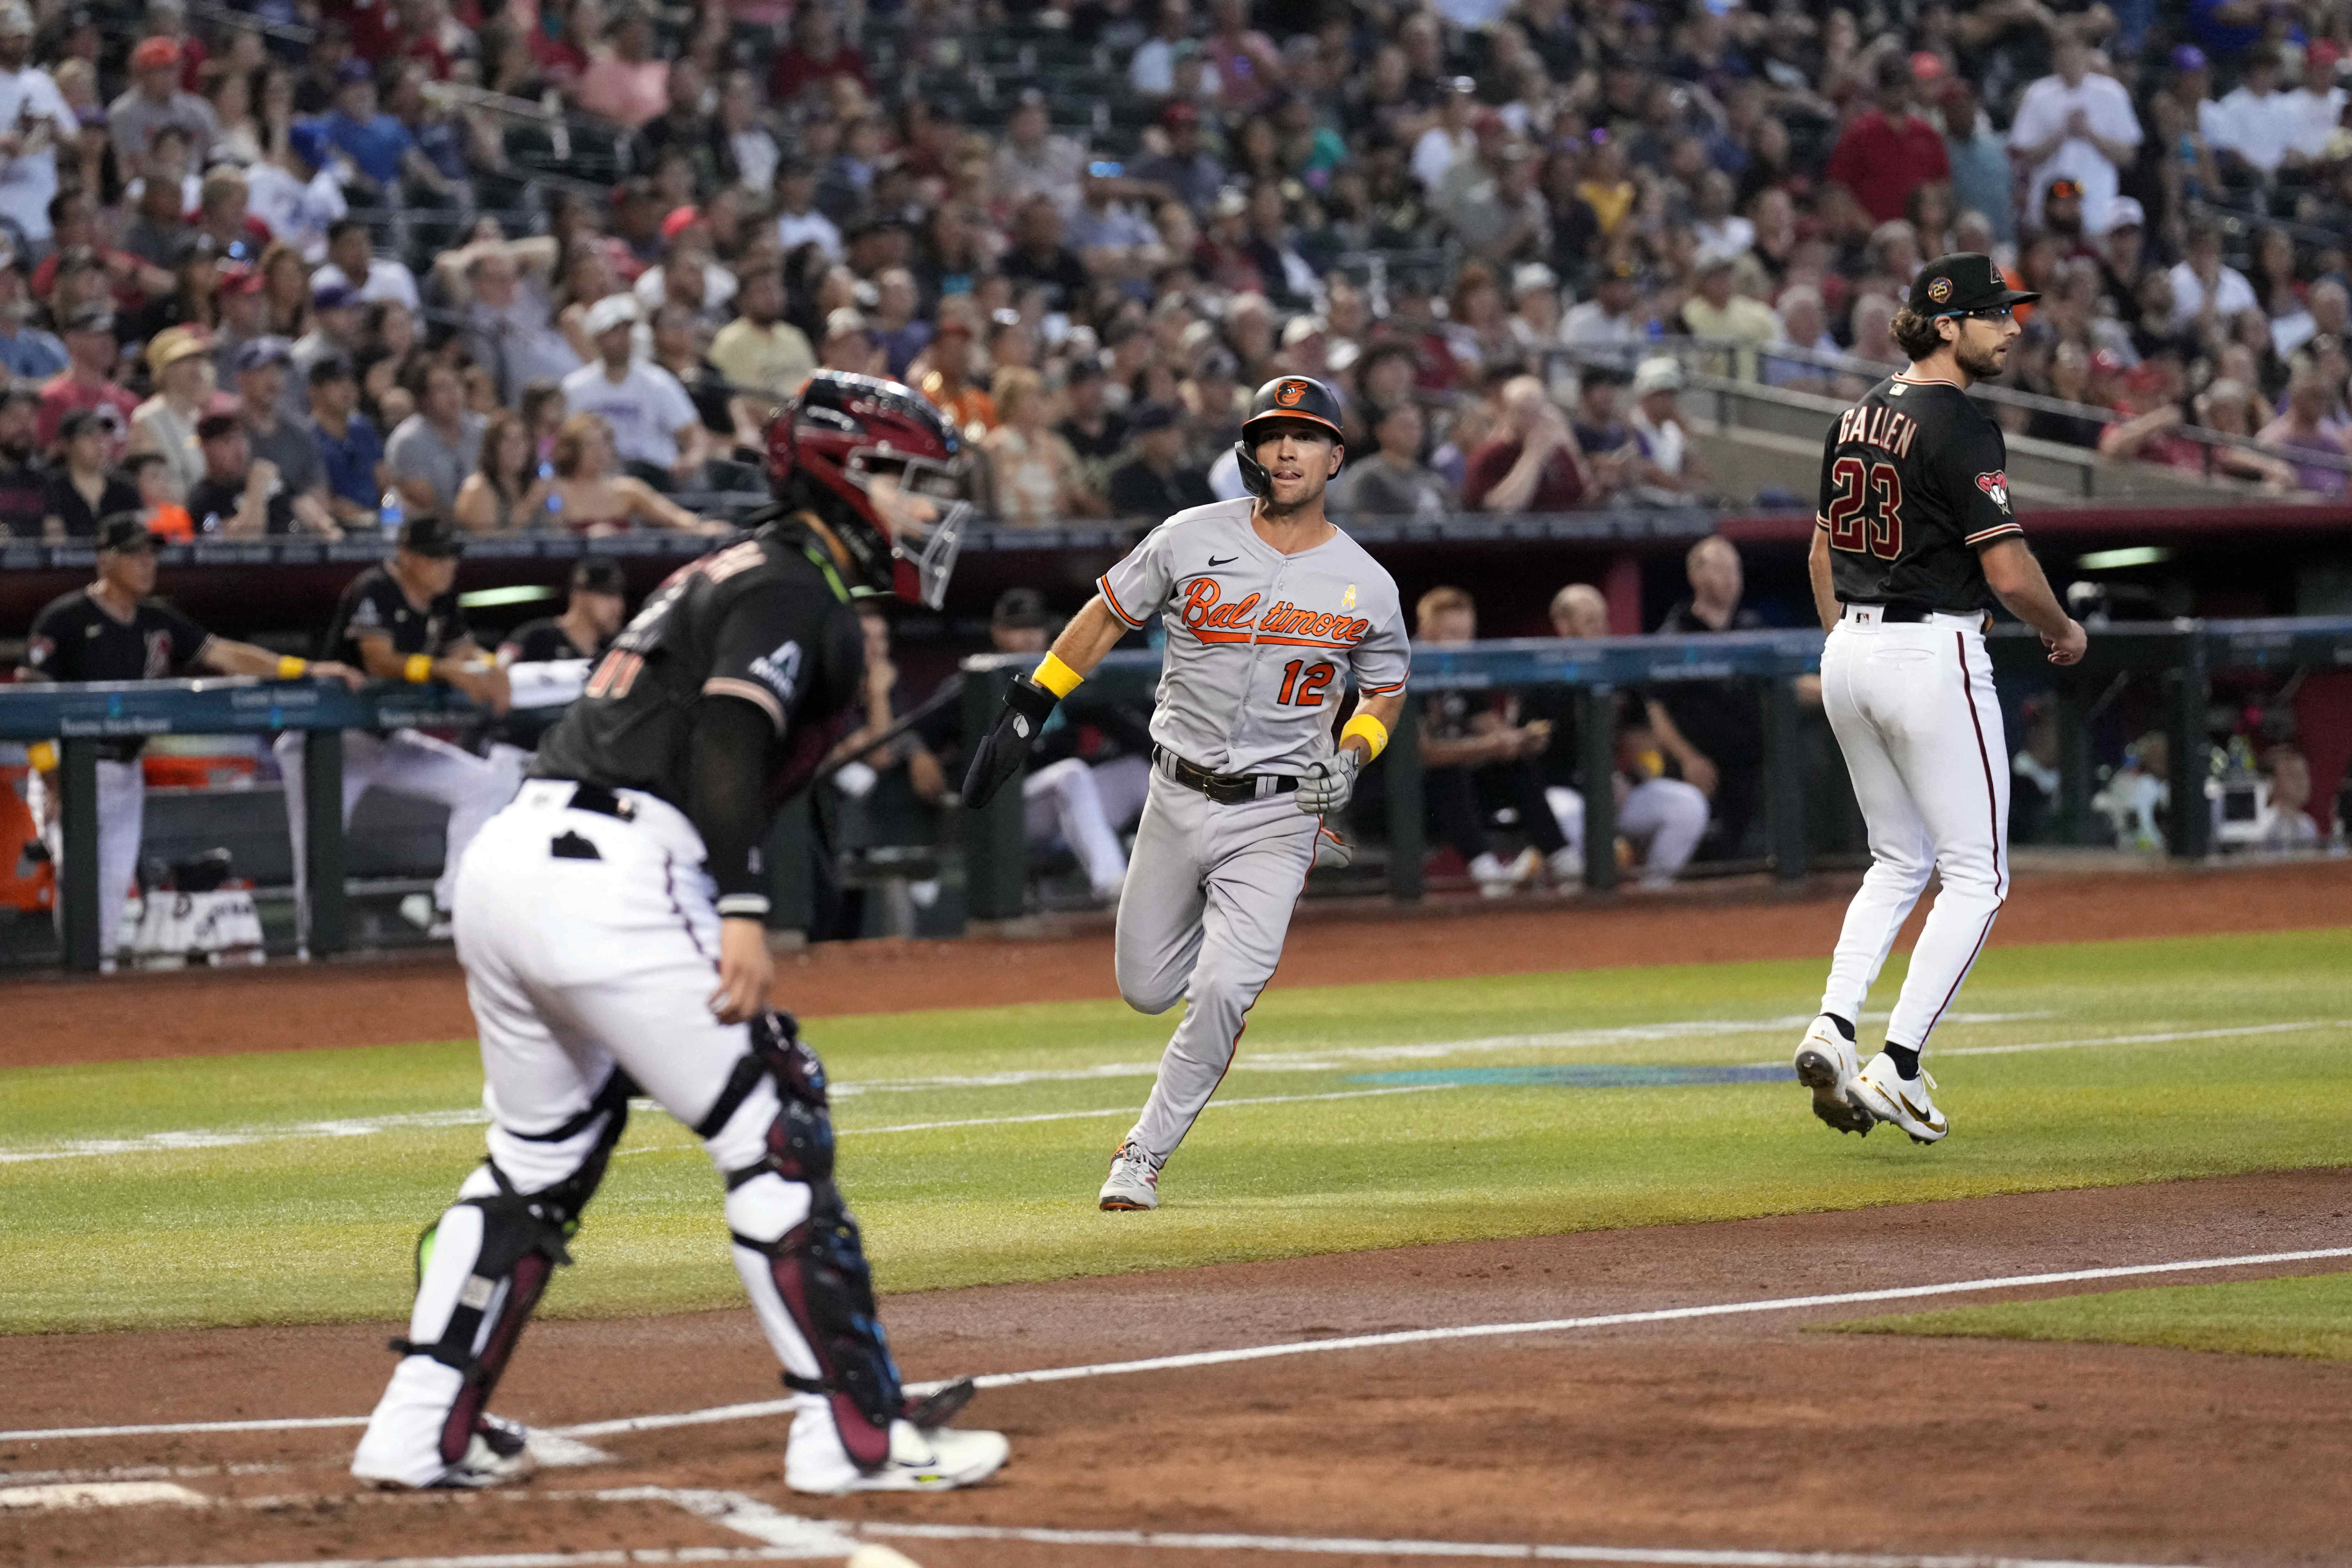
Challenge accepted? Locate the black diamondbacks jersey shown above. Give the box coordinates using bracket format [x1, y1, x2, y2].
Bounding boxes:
[1815, 375, 2024, 612]
[499, 617, 600, 666]
[22, 588, 216, 759]
[323, 565, 473, 667]
[531, 522, 865, 814]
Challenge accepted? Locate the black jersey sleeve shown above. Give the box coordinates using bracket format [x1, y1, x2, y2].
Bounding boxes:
[1814, 420, 1840, 532]
[687, 691, 777, 917]
[701, 586, 823, 736]
[154, 601, 216, 673]
[21, 595, 77, 678]
[1938, 415, 2024, 550]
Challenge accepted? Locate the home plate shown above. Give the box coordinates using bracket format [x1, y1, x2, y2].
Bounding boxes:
[0, 1481, 209, 1509]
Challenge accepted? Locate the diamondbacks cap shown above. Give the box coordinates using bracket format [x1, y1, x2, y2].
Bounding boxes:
[1908, 252, 2040, 317]
[397, 513, 466, 558]
[96, 513, 162, 552]
[571, 556, 626, 595]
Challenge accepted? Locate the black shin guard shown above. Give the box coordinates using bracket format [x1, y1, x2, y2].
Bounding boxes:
[395, 1070, 632, 1466]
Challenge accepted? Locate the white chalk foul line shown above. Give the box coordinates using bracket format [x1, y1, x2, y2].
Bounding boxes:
[0, 1013, 2051, 1164]
[13, 1245, 2346, 1451]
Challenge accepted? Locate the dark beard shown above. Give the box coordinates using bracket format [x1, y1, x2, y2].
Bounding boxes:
[1955, 336, 2006, 379]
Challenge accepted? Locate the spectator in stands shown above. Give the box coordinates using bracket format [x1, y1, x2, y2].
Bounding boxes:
[1464, 374, 1586, 513]
[770, 2, 869, 108]
[2208, 45, 2299, 186]
[245, 120, 346, 264]
[257, 241, 312, 339]
[126, 326, 210, 501]
[1338, 400, 1453, 519]
[996, 89, 1089, 217]
[560, 292, 705, 489]
[1538, 583, 1709, 889]
[1134, 100, 1225, 213]
[1084, 398, 1187, 517]
[387, 360, 486, 520]
[109, 35, 216, 168]
[0, 384, 46, 538]
[985, 366, 1092, 526]
[285, 280, 363, 421]
[1681, 252, 1780, 378]
[919, 318, 996, 444]
[1415, 584, 1573, 896]
[1762, 284, 1838, 393]
[2168, 224, 2257, 332]
[1056, 361, 1127, 503]
[0, 256, 66, 380]
[1629, 357, 1710, 498]
[1649, 535, 1766, 861]
[1561, 259, 1645, 355]
[819, 306, 877, 375]
[0, 4, 68, 251]
[1939, 78, 2013, 248]
[2009, 34, 2142, 234]
[36, 307, 138, 456]
[455, 409, 558, 533]
[1825, 54, 1951, 226]
[708, 264, 816, 401]
[573, 6, 668, 130]
[186, 409, 285, 535]
[545, 411, 720, 535]
[39, 409, 139, 541]
[308, 358, 384, 531]
[126, 450, 191, 541]
[315, 218, 421, 312]
[2255, 369, 2352, 497]
[1567, 364, 1650, 505]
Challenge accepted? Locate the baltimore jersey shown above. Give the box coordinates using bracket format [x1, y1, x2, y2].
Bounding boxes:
[1815, 374, 2025, 613]
[531, 520, 865, 813]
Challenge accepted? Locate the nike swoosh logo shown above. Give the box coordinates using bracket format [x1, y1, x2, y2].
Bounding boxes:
[1894, 1086, 1940, 1123]
[1208, 555, 1237, 567]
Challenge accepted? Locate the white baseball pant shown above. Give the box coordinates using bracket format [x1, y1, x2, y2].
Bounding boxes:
[30, 757, 145, 969]
[1023, 754, 1151, 898]
[1544, 778, 1709, 887]
[1112, 763, 1318, 1167]
[275, 728, 513, 930]
[1816, 610, 2012, 1051]
[353, 780, 867, 1488]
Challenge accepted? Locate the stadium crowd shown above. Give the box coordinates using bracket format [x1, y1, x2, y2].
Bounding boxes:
[3, 0, 2352, 546]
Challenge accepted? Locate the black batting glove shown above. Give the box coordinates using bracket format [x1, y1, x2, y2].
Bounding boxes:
[960, 676, 1059, 808]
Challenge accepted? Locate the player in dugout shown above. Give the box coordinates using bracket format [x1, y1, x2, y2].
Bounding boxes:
[16, 513, 362, 970]
[274, 513, 512, 943]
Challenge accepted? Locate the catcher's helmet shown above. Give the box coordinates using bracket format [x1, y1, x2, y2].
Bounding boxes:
[1234, 375, 1346, 500]
[766, 371, 974, 608]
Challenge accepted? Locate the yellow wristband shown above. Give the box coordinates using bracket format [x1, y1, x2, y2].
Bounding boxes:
[1031, 652, 1085, 699]
[276, 655, 308, 680]
[404, 654, 433, 684]
[27, 741, 57, 772]
[1340, 713, 1389, 762]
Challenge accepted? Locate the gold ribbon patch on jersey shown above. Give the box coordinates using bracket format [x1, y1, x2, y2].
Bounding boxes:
[1340, 584, 1357, 612]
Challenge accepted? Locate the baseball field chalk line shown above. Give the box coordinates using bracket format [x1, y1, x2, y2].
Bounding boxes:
[10, 1244, 2348, 1450]
[0, 1011, 2058, 1165]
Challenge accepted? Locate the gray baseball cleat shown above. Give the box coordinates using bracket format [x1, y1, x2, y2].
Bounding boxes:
[1098, 1138, 1159, 1210]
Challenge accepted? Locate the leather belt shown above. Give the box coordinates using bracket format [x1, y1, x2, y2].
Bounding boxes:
[557, 780, 637, 821]
[1152, 744, 1298, 805]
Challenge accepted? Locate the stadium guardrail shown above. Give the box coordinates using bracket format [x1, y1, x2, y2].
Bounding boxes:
[4, 616, 2346, 968]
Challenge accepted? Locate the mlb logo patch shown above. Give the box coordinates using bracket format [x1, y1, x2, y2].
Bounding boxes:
[1975, 470, 2010, 510]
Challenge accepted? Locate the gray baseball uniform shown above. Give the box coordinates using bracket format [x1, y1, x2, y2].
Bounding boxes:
[1097, 497, 1409, 1166]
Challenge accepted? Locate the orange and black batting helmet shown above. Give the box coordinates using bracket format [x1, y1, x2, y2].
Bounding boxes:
[1235, 375, 1346, 498]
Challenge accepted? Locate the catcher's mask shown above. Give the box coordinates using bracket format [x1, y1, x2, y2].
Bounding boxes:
[766, 371, 976, 608]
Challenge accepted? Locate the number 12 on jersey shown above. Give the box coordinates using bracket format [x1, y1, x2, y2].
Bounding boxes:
[1276, 660, 1335, 707]
[1824, 456, 1903, 560]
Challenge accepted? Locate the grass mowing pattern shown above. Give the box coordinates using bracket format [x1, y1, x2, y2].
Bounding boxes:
[1830, 1271, 2352, 1361]
[0, 929, 2346, 1335]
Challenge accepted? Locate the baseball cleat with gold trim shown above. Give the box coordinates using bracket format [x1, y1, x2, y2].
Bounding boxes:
[1792, 1016, 1871, 1136]
[1848, 1053, 1949, 1144]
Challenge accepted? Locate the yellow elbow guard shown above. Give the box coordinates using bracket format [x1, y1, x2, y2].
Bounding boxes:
[28, 741, 58, 772]
[404, 654, 433, 684]
[1341, 713, 1389, 761]
[1031, 652, 1085, 699]
[277, 655, 309, 680]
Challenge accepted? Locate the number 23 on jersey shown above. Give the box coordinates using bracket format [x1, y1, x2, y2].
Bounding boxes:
[1823, 456, 1903, 560]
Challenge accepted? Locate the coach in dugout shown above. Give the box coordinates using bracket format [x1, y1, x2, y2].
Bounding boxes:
[274, 513, 511, 943]
[17, 514, 361, 970]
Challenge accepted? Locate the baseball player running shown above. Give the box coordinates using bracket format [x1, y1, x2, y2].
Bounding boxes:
[962, 376, 1410, 1210]
[17, 514, 360, 969]
[1794, 253, 2086, 1144]
[351, 372, 1006, 1495]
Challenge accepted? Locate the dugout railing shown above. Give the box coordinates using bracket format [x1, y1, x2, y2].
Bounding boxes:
[3, 615, 2347, 970]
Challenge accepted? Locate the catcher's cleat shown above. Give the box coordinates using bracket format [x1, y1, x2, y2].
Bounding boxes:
[1098, 1138, 1159, 1210]
[1848, 1052, 1949, 1144]
[1792, 1015, 1871, 1136]
[356, 1413, 536, 1491]
[784, 1410, 1009, 1495]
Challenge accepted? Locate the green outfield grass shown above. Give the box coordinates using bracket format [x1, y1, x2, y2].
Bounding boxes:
[1831, 1271, 2352, 1361]
[1, 928, 2347, 1335]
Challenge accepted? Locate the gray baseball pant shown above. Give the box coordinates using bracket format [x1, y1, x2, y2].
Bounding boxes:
[1113, 764, 1318, 1167]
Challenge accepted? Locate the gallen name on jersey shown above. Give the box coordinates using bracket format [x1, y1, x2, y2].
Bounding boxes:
[1834, 403, 1923, 461]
